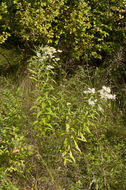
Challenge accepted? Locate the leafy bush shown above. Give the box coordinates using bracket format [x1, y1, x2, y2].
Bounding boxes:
[0, 0, 126, 63]
[0, 2, 10, 44]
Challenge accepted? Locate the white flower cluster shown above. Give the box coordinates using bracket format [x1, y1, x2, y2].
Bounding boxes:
[98, 86, 116, 100]
[83, 86, 116, 106]
[83, 88, 95, 94]
[88, 98, 97, 105]
[36, 45, 62, 61]
[67, 102, 71, 106]
[42, 46, 57, 59]
[36, 46, 62, 71]
[36, 52, 41, 57]
[46, 65, 54, 70]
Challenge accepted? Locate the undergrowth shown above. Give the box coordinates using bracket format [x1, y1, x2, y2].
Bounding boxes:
[0, 46, 126, 190]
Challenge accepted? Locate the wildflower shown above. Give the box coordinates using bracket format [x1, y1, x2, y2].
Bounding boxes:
[99, 87, 116, 100]
[107, 94, 116, 100]
[89, 88, 95, 94]
[12, 149, 20, 154]
[55, 58, 60, 61]
[98, 105, 103, 111]
[57, 49, 62, 53]
[36, 52, 41, 57]
[88, 98, 96, 105]
[42, 55, 48, 60]
[83, 90, 89, 94]
[76, 180, 81, 184]
[83, 88, 95, 94]
[46, 65, 54, 70]
[42, 46, 57, 59]
[102, 86, 111, 93]
[67, 102, 71, 106]
[112, 94, 116, 100]
[42, 46, 56, 54]
[99, 89, 108, 100]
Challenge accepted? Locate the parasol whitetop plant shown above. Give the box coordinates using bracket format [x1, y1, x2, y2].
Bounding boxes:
[83, 86, 116, 110]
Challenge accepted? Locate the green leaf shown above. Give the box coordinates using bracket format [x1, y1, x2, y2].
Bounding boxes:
[74, 140, 81, 153]
[33, 120, 39, 125]
[78, 132, 87, 142]
[37, 111, 42, 118]
[69, 151, 76, 163]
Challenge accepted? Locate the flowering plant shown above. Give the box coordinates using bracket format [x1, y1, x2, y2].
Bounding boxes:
[83, 86, 116, 111]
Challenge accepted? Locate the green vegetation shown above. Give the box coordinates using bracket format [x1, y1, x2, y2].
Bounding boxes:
[0, 0, 126, 61]
[0, 0, 126, 189]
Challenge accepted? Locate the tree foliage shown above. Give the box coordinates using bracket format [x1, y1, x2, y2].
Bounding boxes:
[0, 0, 126, 62]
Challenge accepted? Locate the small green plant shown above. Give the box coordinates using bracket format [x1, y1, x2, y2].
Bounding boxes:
[0, 169, 19, 190]
[0, 80, 32, 187]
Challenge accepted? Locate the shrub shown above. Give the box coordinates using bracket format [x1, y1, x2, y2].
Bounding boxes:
[0, 0, 126, 64]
